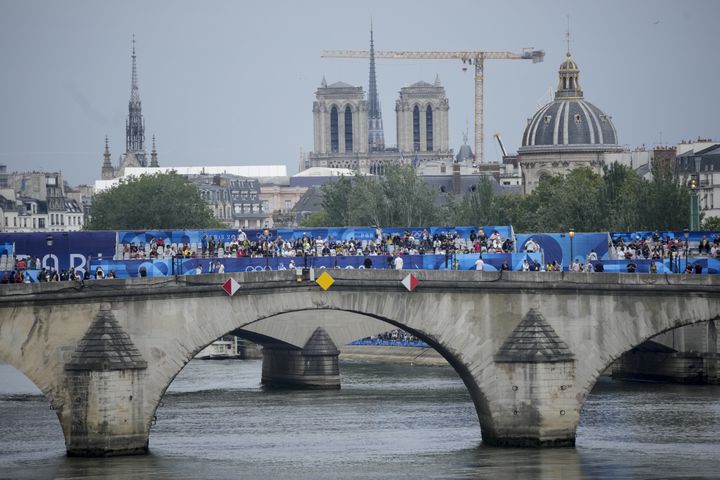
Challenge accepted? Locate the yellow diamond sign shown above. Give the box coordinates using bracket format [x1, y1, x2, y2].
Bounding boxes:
[316, 271, 335, 291]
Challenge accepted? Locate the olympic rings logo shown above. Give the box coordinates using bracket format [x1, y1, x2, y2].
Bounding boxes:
[244, 266, 271, 272]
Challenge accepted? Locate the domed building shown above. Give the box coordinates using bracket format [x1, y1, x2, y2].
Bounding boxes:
[518, 51, 622, 193]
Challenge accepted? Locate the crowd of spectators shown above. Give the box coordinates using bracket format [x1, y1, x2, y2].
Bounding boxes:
[353, 329, 429, 347]
[612, 232, 720, 261]
[119, 228, 515, 261]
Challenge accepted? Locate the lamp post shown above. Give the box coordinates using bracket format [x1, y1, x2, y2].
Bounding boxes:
[45, 234, 53, 271]
[568, 228, 575, 271]
[683, 228, 690, 272]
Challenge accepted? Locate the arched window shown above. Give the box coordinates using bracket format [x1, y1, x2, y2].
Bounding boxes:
[344, 106, 353, 152]
[426, 105, 433, 151]
[330, 106, 339, 153]
[413, 106, 420, 152]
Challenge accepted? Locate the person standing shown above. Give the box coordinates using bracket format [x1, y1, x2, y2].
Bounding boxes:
[393, 254, 404, 270]
[475, 255, 484, 271]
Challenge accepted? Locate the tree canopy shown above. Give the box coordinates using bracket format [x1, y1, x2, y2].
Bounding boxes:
[86, 172, 223, 230]
[449, 162, 690, 232]
[304, 161, 693, 233]
[302, 164, 442, 228]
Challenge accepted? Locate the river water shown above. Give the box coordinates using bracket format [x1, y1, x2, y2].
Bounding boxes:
[1, 359, 719, 479]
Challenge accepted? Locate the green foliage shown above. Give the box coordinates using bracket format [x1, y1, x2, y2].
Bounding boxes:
[449, 163, 690, 233]
[449, 176, 518, 227]
[310, 165, 442, 227]
[701, 216, 720, 231]
[86, 173, 223, 230]
[309, 161, 692, 232]
[300, 211, 329, 228]
[319, 176, 352, 227]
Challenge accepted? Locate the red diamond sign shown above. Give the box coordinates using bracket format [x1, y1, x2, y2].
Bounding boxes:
[401, 273, 419, 292]
[222, 277, 240, 296]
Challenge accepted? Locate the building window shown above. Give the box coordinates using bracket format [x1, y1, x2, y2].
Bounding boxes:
[330, 106, 339, 153]
[344, 106, 353, 152]
[413, 106, 420, 152]
[284, 199, 291, 212]
[39, 218, 45, 229]
[426, 105, 433, 151]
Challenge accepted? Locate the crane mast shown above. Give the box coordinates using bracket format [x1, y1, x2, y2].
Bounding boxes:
[322, 48, 544, 165]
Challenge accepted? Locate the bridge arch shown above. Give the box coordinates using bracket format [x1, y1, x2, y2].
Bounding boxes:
[577, 315, 719, 423]
[146, 303, 494, 451]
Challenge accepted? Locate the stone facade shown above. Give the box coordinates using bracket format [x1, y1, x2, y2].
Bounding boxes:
[192, 174, 270, 229]
[1, 170, 84, 232]
[307, 78, 454, 173]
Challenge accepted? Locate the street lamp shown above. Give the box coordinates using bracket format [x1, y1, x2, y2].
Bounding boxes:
[683, 228, 690, 272]
[568, 228, 575, 271]
[45, 234, 53, 271]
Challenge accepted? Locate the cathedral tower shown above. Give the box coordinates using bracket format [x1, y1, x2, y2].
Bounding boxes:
[396, 76, 450, 155]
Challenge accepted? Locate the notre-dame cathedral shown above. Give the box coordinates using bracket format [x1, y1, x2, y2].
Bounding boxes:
[305, 27, 454, 174]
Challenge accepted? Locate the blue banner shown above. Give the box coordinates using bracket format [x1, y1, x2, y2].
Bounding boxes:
[87, 253, 544, 278]
[611, 230, 720, 244]
[0, 231, 116, 274]
[595, 258, 720, 274]
[515, 233, 610, 268]
[116, 225, 514, 247]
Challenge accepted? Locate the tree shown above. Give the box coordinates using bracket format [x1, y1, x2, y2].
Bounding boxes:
[310, 165, 442, 228]
[86, 173, 222, 230]
[701, 216, 720, 231]
[319, 176, 352, 227]
[381, 164, 440, 227]
[641, 158, 690, 230]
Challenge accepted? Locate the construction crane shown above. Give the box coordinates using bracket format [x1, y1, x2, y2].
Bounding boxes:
[493, 133, 508, 158]
[321, 48, 544, 164]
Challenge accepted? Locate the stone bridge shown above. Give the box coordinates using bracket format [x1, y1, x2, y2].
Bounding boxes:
[0, 270, 718, 456]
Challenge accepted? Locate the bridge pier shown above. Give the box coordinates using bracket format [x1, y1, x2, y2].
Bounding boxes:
[63, 309, 150, 456]
[482, 308, 579, 447]
[261, 327, 340, 389]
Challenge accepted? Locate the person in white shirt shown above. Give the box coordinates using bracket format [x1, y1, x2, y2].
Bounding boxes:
[475, 256, 484, 271]
[393, 255, 404, 270]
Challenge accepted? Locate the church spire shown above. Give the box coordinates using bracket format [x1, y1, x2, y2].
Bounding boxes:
[130, 34, 140, 107]
[150, 135, 159, 167]
[367, 22, 385, 151]
[126, 34, 147, 165]
[101, 136, 115, 180]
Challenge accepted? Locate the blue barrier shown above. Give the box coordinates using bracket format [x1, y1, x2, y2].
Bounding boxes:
[611, 230, 720, 244]
[116, 225, 514, 247]
[515, 233, 611, 268]
[594, 258, 720, 274]
[87, 253, 545, 278]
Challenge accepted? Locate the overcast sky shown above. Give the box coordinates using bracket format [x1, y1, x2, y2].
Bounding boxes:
[1, 0, 718, 186]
